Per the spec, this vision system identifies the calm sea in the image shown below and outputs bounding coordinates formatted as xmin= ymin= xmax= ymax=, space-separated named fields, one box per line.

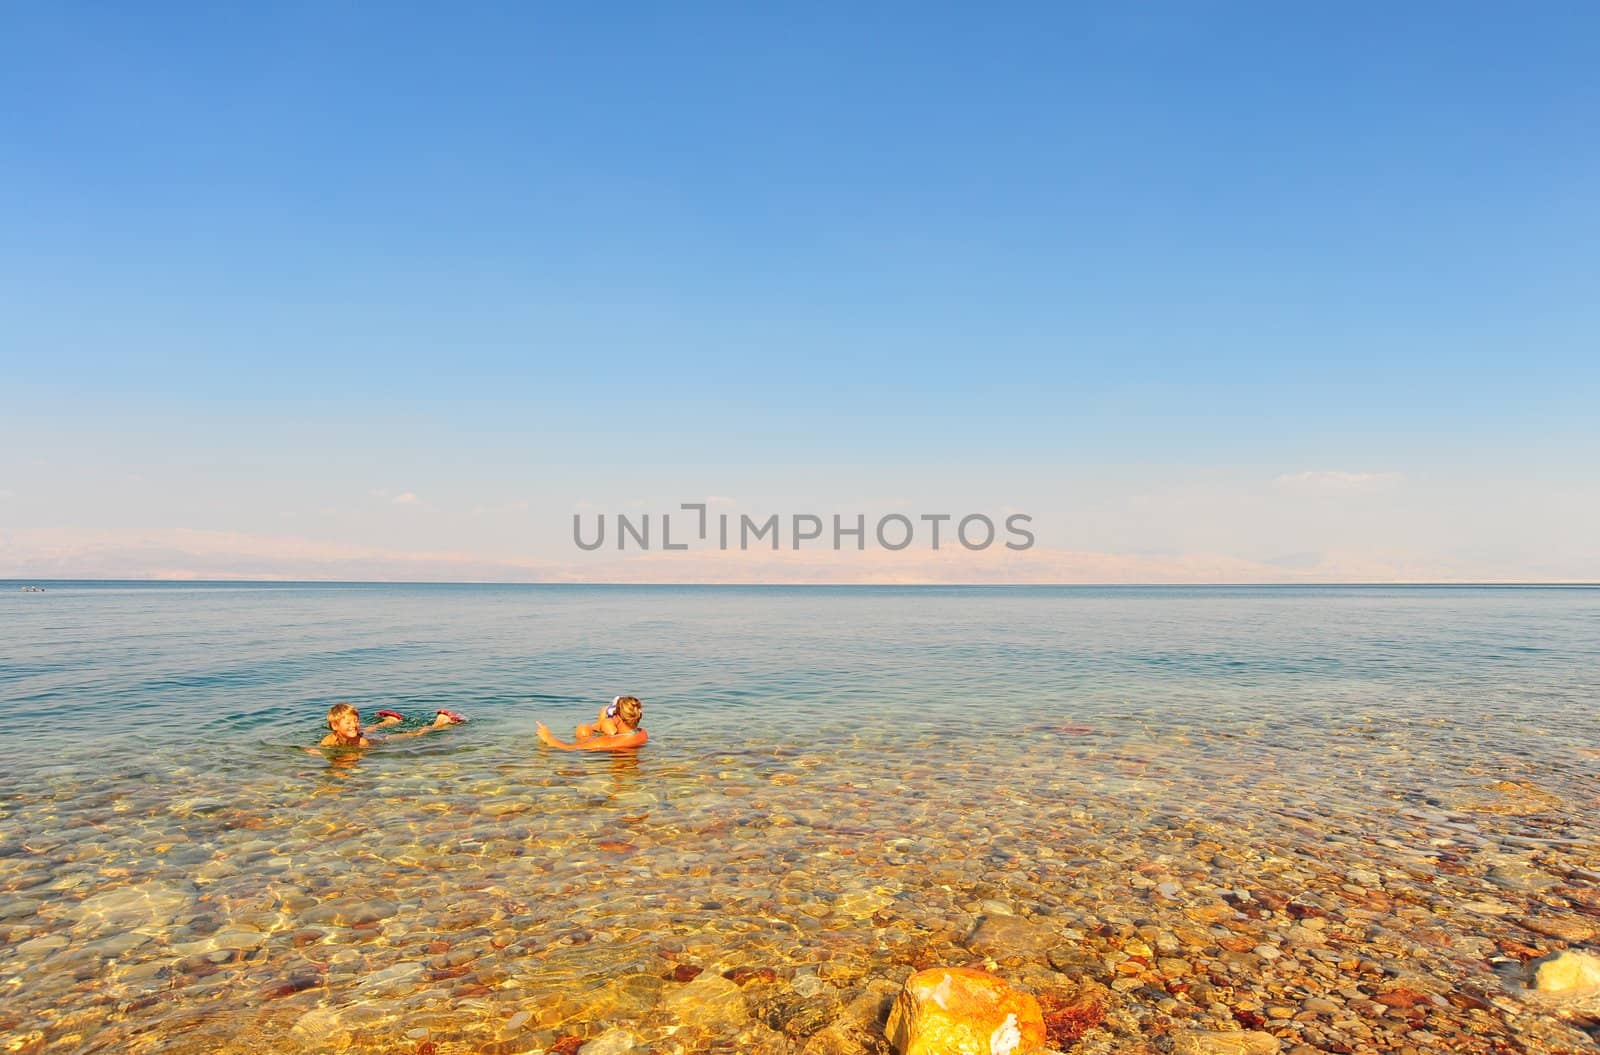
xmin=2 ymin=583 xmax=1597 ymax=1054
xmin=6 ymin=582 xmax=1597 ymax=767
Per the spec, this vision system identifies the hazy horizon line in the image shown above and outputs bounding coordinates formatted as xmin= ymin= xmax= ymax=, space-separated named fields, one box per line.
xmin=6 ymin=577 xmax=1598 ymax=589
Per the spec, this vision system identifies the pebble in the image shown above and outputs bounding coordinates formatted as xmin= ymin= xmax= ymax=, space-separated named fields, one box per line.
xmin=212 ymin=929 xmax=265 ymax=951
xmin=965 ymin=914 xmax=1056 ymax=963
xmin=580 ymin=1028 xmax=642 ymax=1055
xmin=1520 ymin=916 xmax=1596 ymax=943
xmin=17 ymin=934 xmax=69 ymax=957
xmin=1486 ymin=861 xmax=1561 ymax=892
xmin=357 ymin=961 xmax=424 ymax=995
xmin=1169 ymin=1027 xmax=1282 ymax=1054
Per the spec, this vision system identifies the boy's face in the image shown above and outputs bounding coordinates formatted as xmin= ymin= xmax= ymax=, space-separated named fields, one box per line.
xmin=329 ymin=712 xmax=361 ymax=740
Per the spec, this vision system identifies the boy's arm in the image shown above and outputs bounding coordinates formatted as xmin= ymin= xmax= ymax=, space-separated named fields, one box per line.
xmin=537 ymin=722 xmax=646 ymax=751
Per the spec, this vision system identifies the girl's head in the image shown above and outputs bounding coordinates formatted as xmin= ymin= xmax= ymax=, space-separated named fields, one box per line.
xmin=614 ymin=695 xmax=643 ymax=730
xmin=326 ymin=702 xmax=361 ymax=741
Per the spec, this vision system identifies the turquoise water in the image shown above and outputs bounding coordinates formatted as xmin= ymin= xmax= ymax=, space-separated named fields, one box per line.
xmin=2 ymin=583 xmax=1598 ymax=1053
xmin=6 ymin=583 xmax=1596 ymax=766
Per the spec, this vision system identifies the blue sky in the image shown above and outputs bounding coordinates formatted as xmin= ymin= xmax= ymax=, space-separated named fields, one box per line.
xmin=2 ymin=4 xmax=1597 ymax=580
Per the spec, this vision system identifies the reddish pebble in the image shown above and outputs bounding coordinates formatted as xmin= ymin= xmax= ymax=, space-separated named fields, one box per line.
xmin=1495 ymin=937 xmax=1544 ymax=961
xmin=1233 ymin=1008 xmax=1267 ymax=1030
xmin=723 ymin=967 xmax=778 ymax=986
xmin=1037 ymin=991 xmax=1105 ymax=1049
xmin=1374 ymin=988 xmax=1429 ymax=1010
xmin=664 ymin=964 xmax=703 ymax=982
xmin=262 ymin=973 xmax=320 ymax=999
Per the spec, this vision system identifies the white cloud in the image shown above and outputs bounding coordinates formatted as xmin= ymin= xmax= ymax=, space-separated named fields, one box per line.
xmin=392 ymin=492 xmax=420 ymax=505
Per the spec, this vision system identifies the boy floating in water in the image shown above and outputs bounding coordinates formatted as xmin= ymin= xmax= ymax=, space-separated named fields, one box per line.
xmin=537 ymin=695 xmax=647 ymax=751
xmin=318 ymin=702 xmax=467 ymax=749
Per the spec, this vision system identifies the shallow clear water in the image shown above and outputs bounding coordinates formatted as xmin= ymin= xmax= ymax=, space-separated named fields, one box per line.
xmin=2 ymin=583 xmax=1598 ymax=1053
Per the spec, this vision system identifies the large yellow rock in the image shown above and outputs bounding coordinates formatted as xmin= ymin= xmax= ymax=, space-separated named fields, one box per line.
xmin=1533 ymin=950 xmax=1600 ymax=993
xmin=886 ymin=967 xmax=1046 ymax=1055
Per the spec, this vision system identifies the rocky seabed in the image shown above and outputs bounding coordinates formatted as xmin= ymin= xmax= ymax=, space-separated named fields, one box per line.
xmin=2 ymin=726 xmax=1599 ymax=1054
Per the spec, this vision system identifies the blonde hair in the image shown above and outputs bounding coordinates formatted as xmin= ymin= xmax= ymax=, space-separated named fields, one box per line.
xmin=326 ymin=702 xmax=360 ymax=728
xmin=614 ymin=696 xmax=643 ymax=729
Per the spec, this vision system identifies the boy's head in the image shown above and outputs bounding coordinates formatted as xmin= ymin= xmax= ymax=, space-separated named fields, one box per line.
xmin=326 ymin=702 xmax=361 ymax=738
xmin=614 ymin=695 xmax=643 ymax=730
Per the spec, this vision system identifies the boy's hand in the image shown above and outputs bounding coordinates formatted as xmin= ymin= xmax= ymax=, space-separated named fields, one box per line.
xmin=535 ymin=722 xmax=557 ymax=746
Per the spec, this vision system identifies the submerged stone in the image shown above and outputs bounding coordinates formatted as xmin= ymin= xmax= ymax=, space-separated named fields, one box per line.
xmin=1520 ymin=916 xmax=1597 ymax=943
xmin=964 ymin=915 xmax=1056 ymax=964
xmin=662 ymin=971 xmax=749 ymax=1028
xmin=886 ymin=967 xmax=1045 ymax=1055
xmin=1168 ymin=1029 xmax=1281 ymax=1054
xmin=60 ymin=880 xmax=194 ymax=931
xmin=579 ymin=1027 xmax=641 ymax=1055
